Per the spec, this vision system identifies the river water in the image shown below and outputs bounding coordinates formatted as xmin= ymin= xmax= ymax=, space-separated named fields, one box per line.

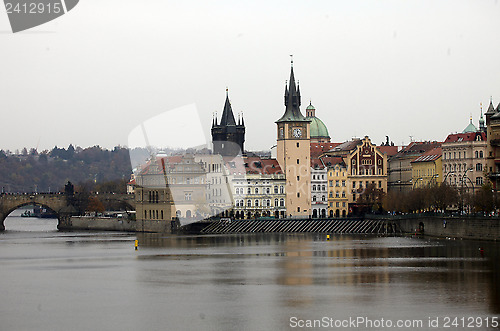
xmin=1 ymin=210 xmax=499 ymax=330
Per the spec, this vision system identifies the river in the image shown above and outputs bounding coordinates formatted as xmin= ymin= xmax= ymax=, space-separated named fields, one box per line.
xmin=1 ymin=210 xmax=499 ymax=330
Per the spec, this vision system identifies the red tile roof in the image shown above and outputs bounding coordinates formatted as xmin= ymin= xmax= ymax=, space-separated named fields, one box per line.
xmin=411 ymin=147 xmax=442 ymax=163
xmin=444 ymin=132 xmax=486 ymax=143
xmin=310 ymin=142 xmax=341 ymax=158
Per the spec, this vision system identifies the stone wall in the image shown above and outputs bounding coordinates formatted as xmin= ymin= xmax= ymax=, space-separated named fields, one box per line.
xmin=65 ymin=216 xmax=136 ymax=232
xmin=394 ymin=215 xmax=500 ymax=241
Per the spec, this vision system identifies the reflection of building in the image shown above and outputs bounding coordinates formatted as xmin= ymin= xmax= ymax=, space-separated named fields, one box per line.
xmin=388 ymin=141 xmax=442 ymax=192
xmin=211 ymin=89 xmax=245 ymax=156
xmin=410 ymin=147 xmax=442 ymax=188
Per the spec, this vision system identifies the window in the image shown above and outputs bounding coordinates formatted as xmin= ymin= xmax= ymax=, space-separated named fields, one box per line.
xmin=476 ymin=177 xmax=483 ymax=185
xmin=335 ymin=191 xmax=339 ymax=198
xmin=274 ymin=198 xmax=278 ymax=206
xmin=342 ymin=202 xmax=346 ymax=207
xmin=280 ymin=198 xmax=284 ymax=207
xmin=297 ymin=159 xmax=300 ymax=164
xmin=329 ymin=180 xmax=333 ymax=187
xmin=297 ymin=192 xmax=300 ymax=198
xmin=476 ymin=163 xmax=483 ymax=171
xmin=313 ymin=185 xmax=316 ymax=191
xmin=336 ymin=202 xmax=340 ymax=207
xmin=353 ymin=181 xmax=356 ymax=188
xmin=274 ymin=186 xmax=278 ymax=194
xmin=297 ymin=176 xmax=300 ymax=181
xmin=266 ymin=187 xmax=270 ymax=194
xmin=247 ymin=200 xmax=252 ymax=207
xmin=185 ymin=193 xmax=192 ymax=201
xmin=297 ymin=207 xmax=300 ymax=212
xmin=296 ymin=142 xmax=299 ymax=148
xmin=480 ymin=151 xmax=484 ymax=158
xmin=335 ymin=180 xmax=340 ymax=187
xmin=475 ymin=151 xmax=479 ymax=158
xmin=342 ymin=180 xmax=346 ymax=187
xmin=322 ymin=185 xmax=326 ymax=191
xmin=341 ymin=191 xmax=345 ymax=198
xmin=313 ymin=196 xmax=316 ymax=202
xmin=255 ymin=200 xmax=259 ymax=207
xmin=329 ymin=191 xmax=333 ymax=198
xmin=378 ymin=181 xmax=382 ymax=188
xmin=322 ymin=195 xmax=326 ymax=202
xmin=255 ymin=188 xmax=259 ymax=194
xmin=280 ymin=186 xmax=284 ymax=194
xmin=266 ymin=199 xmax=271 ymax=207
xmin=247 ymin=187 xmax=251 ymax=194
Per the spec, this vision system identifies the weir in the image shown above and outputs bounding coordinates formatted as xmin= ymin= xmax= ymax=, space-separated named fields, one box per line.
xmin=199 ymin=218 xmax=402 ymax=235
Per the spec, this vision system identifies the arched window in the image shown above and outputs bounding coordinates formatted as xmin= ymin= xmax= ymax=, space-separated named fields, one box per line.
xmin=475 ymin=151 xmax=479 ymax=158
xmin=274 ymin=186 xmax=278 ymax=194
xmin=480 ymin=151 xmax=484 ymax=158
xmin=313 ymin=196 xmax=317 ymax=202
xmin=321 ymin=195 xmax=326 ymax=202
xmin=312 ymin=185 xmax=316 ymax=191
xmin=280 ymin=198 xmax=284 ymax=207
xmin=255 ymin=200 xmax=259 ymax=207
xmin=274 ymin=198 xmax=278 ymax=206
xmin=255 ymin=188 xmax=259 ymax=194
xmin=247 ymin=187 xmax=251 ymax=194
xmin=247 ymin=200 xmax=252 ymax=207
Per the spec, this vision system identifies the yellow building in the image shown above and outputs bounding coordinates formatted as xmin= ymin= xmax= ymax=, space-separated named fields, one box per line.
xmin=410 ymin=147 xmax=443 ymax=189
xmin=325 ymin=158 xmax=349 ymax=217
xmin=322 ymin=136 xmax=388 ymax=214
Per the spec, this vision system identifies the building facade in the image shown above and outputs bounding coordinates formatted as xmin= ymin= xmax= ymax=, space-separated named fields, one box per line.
xmin=410 ymin=147 xmax=443 ymax=189
xmin=276 ymin=62 xmax=312 ymax=218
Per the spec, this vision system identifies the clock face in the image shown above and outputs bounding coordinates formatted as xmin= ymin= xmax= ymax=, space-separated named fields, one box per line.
xmin=293 ymin=128 xmax=302 ymax=138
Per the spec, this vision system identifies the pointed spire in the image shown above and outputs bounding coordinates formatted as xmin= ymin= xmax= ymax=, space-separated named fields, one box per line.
xmin=220 ymin=89 xmax=236 ymax=126
xmin=241 ymin=111 xmax=245 ymax=126
xmin=277 ymin=58 xmax=308 ymax=123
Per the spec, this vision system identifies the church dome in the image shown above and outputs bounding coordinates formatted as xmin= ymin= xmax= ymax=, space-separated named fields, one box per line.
xmin=308 ymin=116 xmax=330 ymax=138
xmin=306 ymin=103 xmax=315 ymax=111
xmin=462 ymin=119 xmax=477 ymax=133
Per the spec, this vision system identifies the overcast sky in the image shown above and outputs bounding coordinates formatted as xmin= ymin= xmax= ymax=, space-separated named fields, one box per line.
xmin=1 ymin=0 xmax=500 ymax=152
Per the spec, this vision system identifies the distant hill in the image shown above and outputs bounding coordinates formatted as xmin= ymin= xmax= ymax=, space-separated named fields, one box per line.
xmin=0 ymin=145 xmax=132 ymax=193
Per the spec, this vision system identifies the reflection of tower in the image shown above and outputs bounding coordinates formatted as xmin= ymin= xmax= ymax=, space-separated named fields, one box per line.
xmin=276 ymin=60 xmax=311 ymax=217
xmin=211 ymin=89 xmax=245 ymax=156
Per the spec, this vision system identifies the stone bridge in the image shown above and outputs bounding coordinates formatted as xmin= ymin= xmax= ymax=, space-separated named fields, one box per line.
xmin=0 ymin=193 xmax=136 ymax=231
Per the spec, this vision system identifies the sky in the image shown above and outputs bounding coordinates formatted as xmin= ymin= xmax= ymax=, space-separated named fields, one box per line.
xmin=1 ymin=0 xmax=500 ymax=152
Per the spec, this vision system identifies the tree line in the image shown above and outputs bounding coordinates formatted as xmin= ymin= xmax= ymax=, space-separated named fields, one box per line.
xmin=0 ymin=145 xmax=132 ymax=193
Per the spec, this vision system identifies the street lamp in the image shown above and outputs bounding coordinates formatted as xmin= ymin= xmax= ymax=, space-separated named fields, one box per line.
xmin=412 ymin=178 xmax=423 ymax=189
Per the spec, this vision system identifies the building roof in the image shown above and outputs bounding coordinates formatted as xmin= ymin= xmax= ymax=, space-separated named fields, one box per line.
xmin=378 ymin=145 xmax=399 ymax=157
xmin=310 ymin=142 xmax=341 ymax=158
xmin=444 ymin=131 xmax=486 ymax=143
xmin=219 ymin=91 xmax=237 ymax=126
xmin=411 ymin=147 xmax=442 ymax=163
xmin=330 ymin=139 xmax=363 ymax=152
xmin=393 ymin=141 xmax=442 ymax=158
xmin=485 ymin=99 xmax=496 ymax=116
xmin=308 ymin=116 xmax=330 ymax=139
xmin=225 ymin=156 xmax=283 ymax=175
xmin=276 ymin=65 xmax=310 ymax=123
xmin=462 ymin=118 xmax=478 ymax=133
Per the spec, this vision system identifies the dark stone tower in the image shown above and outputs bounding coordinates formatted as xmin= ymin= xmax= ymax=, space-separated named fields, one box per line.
xmin=211 ymin=89 xmax=245 ymax=156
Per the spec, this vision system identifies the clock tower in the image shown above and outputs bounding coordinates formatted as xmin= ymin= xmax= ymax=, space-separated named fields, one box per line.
xmin=276 ymin=60 xmax=311 ymax=218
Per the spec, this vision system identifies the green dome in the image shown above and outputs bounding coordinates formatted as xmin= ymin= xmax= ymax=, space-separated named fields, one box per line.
xmin=306 ymin=103 xmax=315 ymax=110
xmin=308 ymin=116 xmax=330 ymax=138
xmin=462 ymin=120 xmax=477 ymax=133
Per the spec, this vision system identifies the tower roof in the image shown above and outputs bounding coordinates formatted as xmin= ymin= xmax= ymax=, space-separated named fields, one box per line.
xmin=276 ymin=62 xmax=309 ymax=123
xmin=220 ymin=90 xmax=236 ymax=126
xmin=462 ymin=117 xmax=477 ymax=133
xmin=485 ymin=99 xmax=496 ymax=115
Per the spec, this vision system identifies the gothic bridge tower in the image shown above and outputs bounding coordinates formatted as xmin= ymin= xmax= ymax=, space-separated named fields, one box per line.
xmin=211 ymin=89 xmax=246 ymax=156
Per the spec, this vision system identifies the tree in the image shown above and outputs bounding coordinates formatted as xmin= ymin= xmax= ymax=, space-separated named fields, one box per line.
xmin=87 ymin=196 xmax=105 ymax=215
xmin=474 ymin=184 xmax=495 ymax=214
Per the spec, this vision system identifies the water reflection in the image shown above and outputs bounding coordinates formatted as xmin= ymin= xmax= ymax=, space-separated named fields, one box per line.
xmin=2 ymin=216 xmax=499 ymax=330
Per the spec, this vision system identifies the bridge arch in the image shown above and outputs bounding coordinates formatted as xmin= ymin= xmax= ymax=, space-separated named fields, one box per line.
xmin=0 ymin=194 xmax=70 ymax=231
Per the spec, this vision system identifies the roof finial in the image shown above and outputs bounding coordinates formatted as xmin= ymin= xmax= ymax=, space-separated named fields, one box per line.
xmin=290 ymin=54 xmax=293 ymax=67
xmin=226 ymin=86 xmax=228 ymax=96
